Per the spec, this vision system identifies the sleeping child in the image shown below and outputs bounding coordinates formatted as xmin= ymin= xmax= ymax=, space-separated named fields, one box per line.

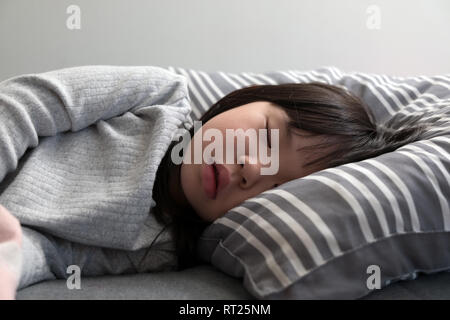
xmin=0 ymin=66 xmax=427 ymax=299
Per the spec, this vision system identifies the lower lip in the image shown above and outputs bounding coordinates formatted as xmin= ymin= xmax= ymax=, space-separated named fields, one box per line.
xmin=202 ymin=164 xmax=217 ymax=199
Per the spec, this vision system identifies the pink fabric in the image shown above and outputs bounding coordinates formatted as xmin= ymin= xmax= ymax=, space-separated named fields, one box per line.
xmin=0 ymin=205 xmax=22 ymax=300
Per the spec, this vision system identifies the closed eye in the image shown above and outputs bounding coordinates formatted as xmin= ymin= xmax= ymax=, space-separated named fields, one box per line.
xmin=266 ymin=118 xmax=272 ymax=149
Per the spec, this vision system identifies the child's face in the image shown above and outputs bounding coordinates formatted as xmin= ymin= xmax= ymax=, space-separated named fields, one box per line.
xmin=180 ymin=101 xmax=330 ymax=222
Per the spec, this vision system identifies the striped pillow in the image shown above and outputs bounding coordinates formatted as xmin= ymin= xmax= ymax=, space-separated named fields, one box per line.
xmin=166 ymin=66 xmax=450 ymax=299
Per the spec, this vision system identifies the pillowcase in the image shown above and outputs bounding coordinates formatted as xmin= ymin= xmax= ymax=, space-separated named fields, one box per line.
xmin=165 ymin=66 xmax=450 ymax=299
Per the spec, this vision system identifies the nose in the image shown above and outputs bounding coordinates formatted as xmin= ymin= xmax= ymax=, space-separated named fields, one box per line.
xmin=237 ymin=154 xmax=271 ymax=189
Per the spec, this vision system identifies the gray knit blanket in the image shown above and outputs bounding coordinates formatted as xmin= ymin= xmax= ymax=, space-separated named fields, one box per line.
xmin=0 ymin=66 xmax=192 ymax=251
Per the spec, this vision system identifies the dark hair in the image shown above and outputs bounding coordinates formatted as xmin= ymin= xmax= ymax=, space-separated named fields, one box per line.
xmin=152 ymin=82 xmax=429 ymax=269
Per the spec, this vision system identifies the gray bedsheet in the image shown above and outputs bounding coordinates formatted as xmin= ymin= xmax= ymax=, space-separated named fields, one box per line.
xmin=16 ymin=264 xmax=450 ymax=300
xmin=16 ymin=265 xmax=252 ymax=300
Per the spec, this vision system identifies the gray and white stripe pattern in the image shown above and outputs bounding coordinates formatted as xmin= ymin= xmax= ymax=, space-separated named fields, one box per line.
xmin=166 ymin=66 xmax=450 ymax=299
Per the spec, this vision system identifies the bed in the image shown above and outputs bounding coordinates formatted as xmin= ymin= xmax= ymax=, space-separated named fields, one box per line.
xmin=14 ymin=65 xmax=450 ymax=299
xmin=15 ymin=264 xmax=450 ymax=300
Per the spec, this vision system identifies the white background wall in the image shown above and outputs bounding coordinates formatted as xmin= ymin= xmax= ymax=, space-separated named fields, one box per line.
xmin=0 ymin=0 xmax=449 ymax=81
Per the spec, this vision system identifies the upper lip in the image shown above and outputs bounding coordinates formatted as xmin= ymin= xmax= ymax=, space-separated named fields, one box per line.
xmin=213 ymin=163 xmax=230 ymax=196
